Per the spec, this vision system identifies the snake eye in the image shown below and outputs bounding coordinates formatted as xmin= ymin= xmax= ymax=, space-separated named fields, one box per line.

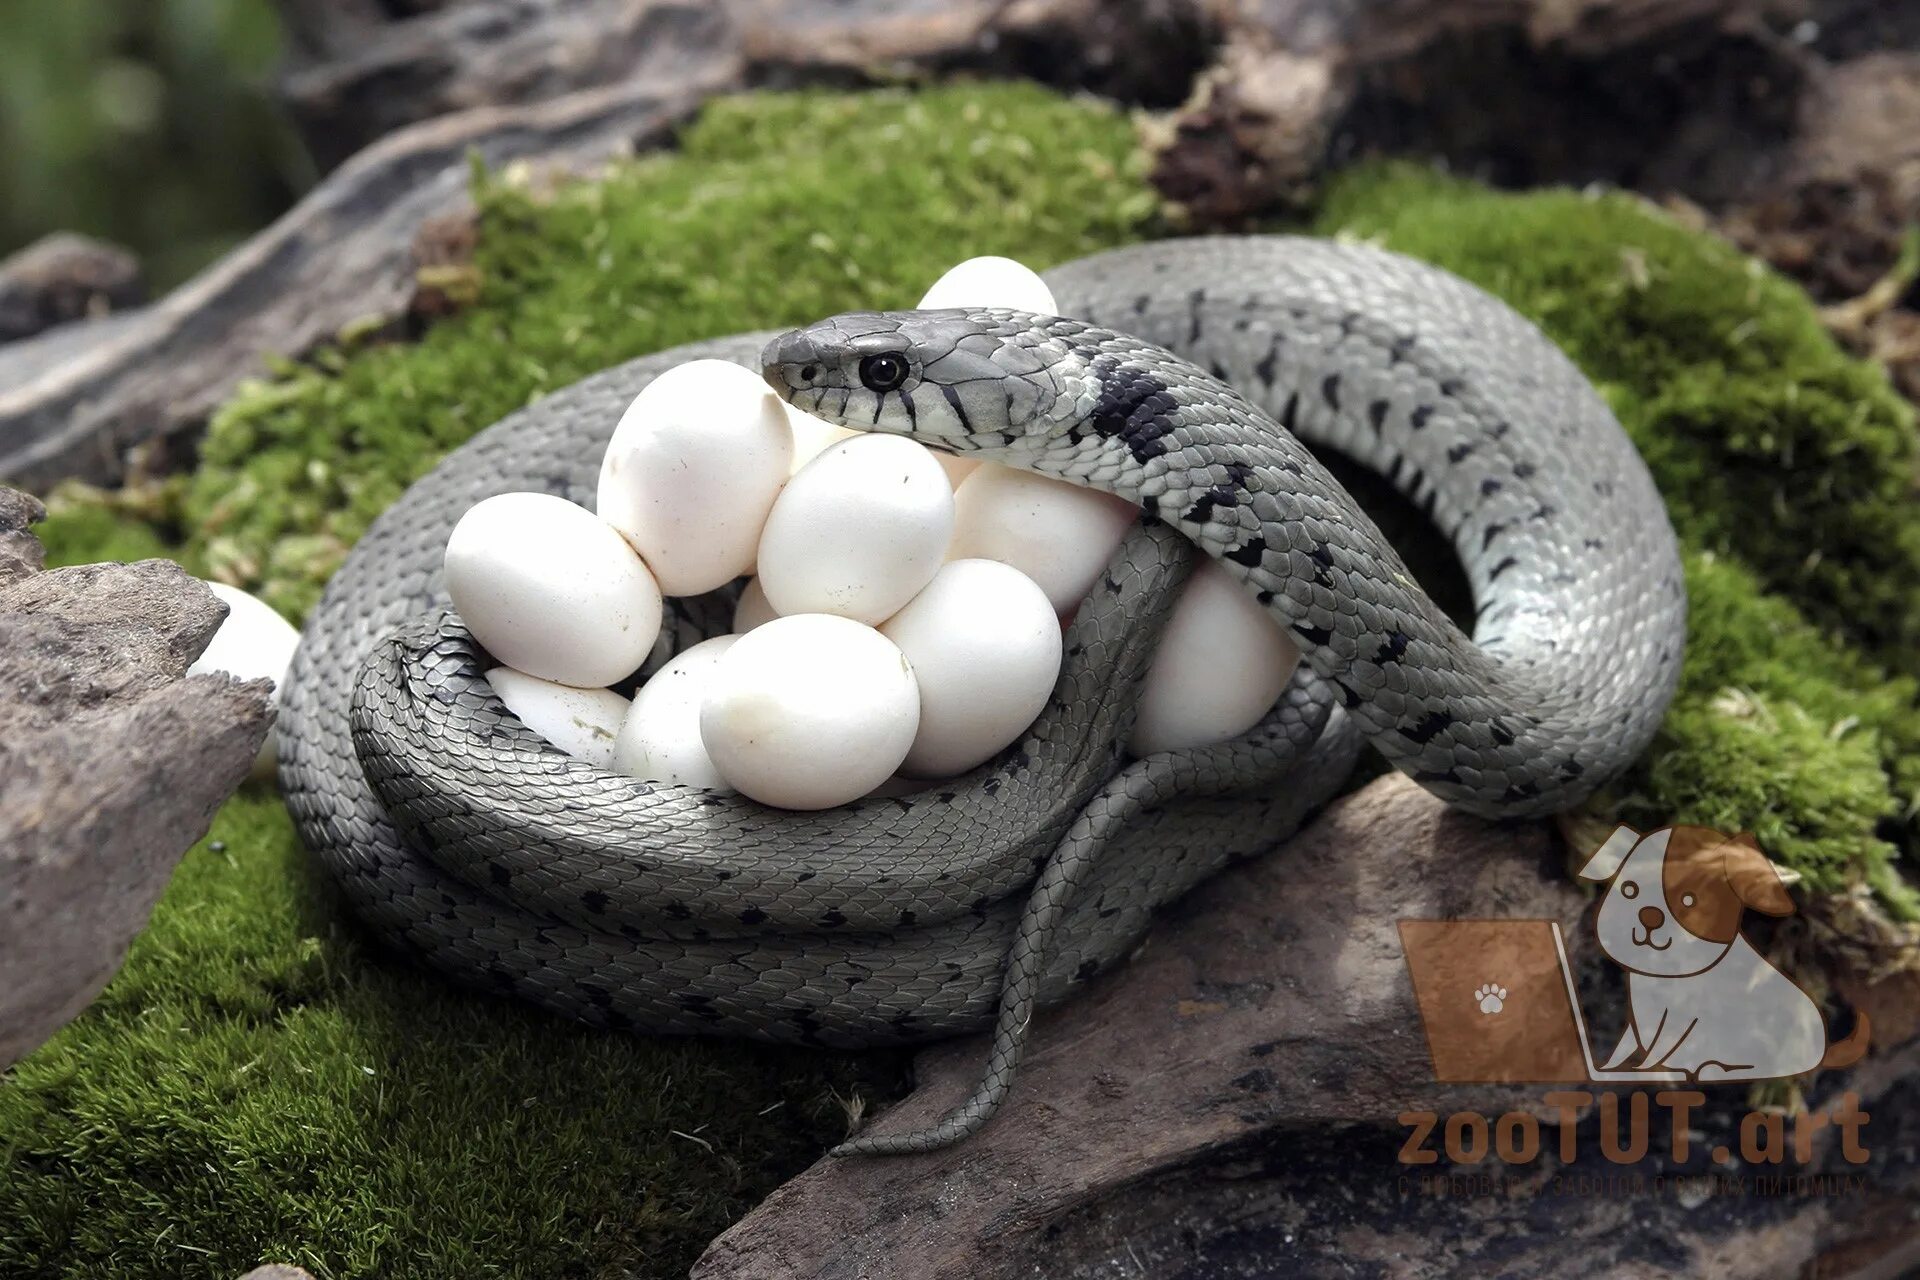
xmin=858 ymin=353 xmax=909 ymax=393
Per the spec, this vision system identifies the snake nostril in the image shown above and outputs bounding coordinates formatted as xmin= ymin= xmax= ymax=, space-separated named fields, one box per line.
xmin=1638 ymin=905 xmax=1664 ymax=931
xmin=800 ymin=364 xmax=818 ymax=383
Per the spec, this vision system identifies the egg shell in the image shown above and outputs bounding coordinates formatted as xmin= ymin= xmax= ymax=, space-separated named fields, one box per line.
xmin=947 ymin=464 xmax=1140 ymax=614
xmin=1130 ymin=557 xmax=1301 ymax=757
xmin=786 ymin=404 xmax=860 ymax=476
xmin=611 ymin=635 xmax=737 ymax=789
xmin=880 ymin=559 xmax=1063 ymax=779
xmin=485 ymin=667 xmax=631 ymax=768
xmin=732 ymin=577 xmax=778 ymax=633
xmin=918 ymin=256 xmax=1058 ymax=315
xmin=700 ymin=614 xmax=919 ymax=810
xmin=597 ymin=358 xmax=794 ymax=596
xmin=444 ymin=491 xmax=663 ymax=688
xmin=756 ymin=434 xmax=955 ymax=625
xmin=188 ymin=581 xmax=301 ymax=780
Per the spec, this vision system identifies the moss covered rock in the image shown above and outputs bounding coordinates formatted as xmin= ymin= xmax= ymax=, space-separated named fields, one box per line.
xmin=10 ymin=84 xmax=1920 ymax=1278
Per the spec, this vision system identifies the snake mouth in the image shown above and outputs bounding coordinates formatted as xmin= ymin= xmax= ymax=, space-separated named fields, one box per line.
xmin=1631 ymin=927 xmax=1672 ymax=951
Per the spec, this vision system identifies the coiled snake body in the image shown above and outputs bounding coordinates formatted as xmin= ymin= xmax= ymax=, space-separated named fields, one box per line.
xmin=283 ymin=237 xmax=1685 ymax=1155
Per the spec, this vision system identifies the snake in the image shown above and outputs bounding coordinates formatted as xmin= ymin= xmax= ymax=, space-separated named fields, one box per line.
xmin=281 ymin=236 xmax=1686 ymax=1158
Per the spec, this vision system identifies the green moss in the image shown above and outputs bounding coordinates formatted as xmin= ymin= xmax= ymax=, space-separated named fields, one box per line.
xmin=13 ymin=91 xmax=1920 ymax=1276
xmin=0 ymin=793 xmax=887 ymax=1278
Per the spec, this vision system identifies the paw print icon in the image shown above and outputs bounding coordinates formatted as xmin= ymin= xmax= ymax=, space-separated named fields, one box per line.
xmin=1475 ymin=983 xmax=1508 ymax=1015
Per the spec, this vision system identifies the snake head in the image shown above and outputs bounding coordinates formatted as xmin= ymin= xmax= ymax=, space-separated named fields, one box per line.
xmin=761 ymin=309 xmax=1084 ymax=462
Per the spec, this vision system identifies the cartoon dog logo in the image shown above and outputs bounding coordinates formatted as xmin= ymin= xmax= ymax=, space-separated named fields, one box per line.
xmin=1578 ymin=824 xmax=1870 ymax=1080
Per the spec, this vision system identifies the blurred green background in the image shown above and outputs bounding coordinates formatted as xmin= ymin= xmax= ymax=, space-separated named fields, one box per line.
xmin=0 ymin=0 xmax=310 ymax=289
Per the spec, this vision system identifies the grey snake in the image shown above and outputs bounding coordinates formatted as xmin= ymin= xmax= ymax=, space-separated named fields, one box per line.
xmin=281 ymin=237 xmax=1686 ymax=1157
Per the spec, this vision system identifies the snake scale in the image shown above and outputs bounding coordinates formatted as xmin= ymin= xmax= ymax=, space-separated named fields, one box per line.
xmin=282 ymin=237 xmax=1686 ymax=1156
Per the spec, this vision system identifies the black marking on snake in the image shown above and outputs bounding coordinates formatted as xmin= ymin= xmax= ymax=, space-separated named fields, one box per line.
xmin=898 ymin=909 xmax=918 ymax=928
xmin=1373 ymin=631 xmax=1411 ymax=664
xmin=1488 ymin=556 xmax=1520 ymax=581
xmin=1531 ymin=504 xmax=1556 ymax=521
xmin=1402 ymin=711 xmax=1455 ymax=745
xmin=1415 ymin=767 xmax=1465 ymax=786
xmin=1278 ymin=390 xmax=1301 ymax=432
xmin=1489 ymin=420 xmax=1511 ymax=439
xmin=1132 ymin=294 xmax=1151 ymax=315
xmin=1502 ymin=781 xmax=1541 ymax=804
xmin=1256 ymin=589 xmax=1275 ymax=605
xmin=1255 ymin=339 xmax=1281 ymax=386
xmin=1210 ymin=360 xmax=1230 ymax=381
xmin=739 ymin=906 xmax=768 ymax=926
xmin=940 ymin=383 xmax=973 ymax=434
xmin=664 ymin=899 xmax=692 ymax=920
xmin=581 ymin=890 xmax=608 ymax=915
xmin=1481 ymin=478 xmax=1504 ymax=497
xmin=1490 ymin=719 xmax=1517 ymax=746
xmin=1307 ymin=543 xmax=1335 ymax=585
xmin=1584 ymin=537 xmax=1606 ymax=551
xmin=1560 ymin=759 xmax=1586 ymax=779
xmin=1446 ymin=441 xmax=1476 ymax=464
xmin=1187 ymin=288 xmax=1206 ymax=344
xmin=1225 ymin=462 xmax=1254 ymax=487
xmin=1514 ymin=462 xmax=1537 ymax=480
xmin=580 ymin=982 xmax=614 ymax=1009
xmin=818 ymin=909 xmax=847 ymax=928
xmin=488 ymin=860 xmax=511 ymax=888
xmin=486 ymin=966 xmax=514 ymax=990
xmin=1225 ymin=536 xmax=1267 ymax=568
xmin=1074 ymin=960 xmax=1100 ymax=982
xmin=713 ymin=869 xmax=734 ymax=881
xmin=1291 ymin=622 xmax=1332 ymax=646
xmin=1368 ymin=399 xmax=1389 ymax=432
xmin=1321 ymin=374 xmax=1342 ymax=411
xmin=1410 ymin=405 xmax=1434 ymax=430
xmin=1385 ymin=455 xmax=1404 ymax=485
xmin=1440 ymin=378 xmax=1465 ymax=397
xmin=1088 ymin=355 xmax=1178 ymax=463
xmin=898 ymin=389 xmax=916 ymax=428
xmin=1482 ymin=522 xmax=1508 ymax=550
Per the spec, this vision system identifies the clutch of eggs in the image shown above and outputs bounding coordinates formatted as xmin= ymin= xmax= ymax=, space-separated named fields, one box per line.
xmin=442 ymin=255 xmax=1301 ymax=811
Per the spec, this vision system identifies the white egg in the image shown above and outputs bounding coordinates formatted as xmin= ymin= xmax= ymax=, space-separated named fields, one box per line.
xmin=947 ymin=464 xmax=1139 ymax=614
xmin=700 ymin=614 xmax=919 ymax=810
xmin=610 ymin=635 xmax=737 ymax=789
xmin=597 ymin=358 xmax=793 ymax=596
xmin=918 ymin=256 xmax=1058 ymax=315
xmin=485 ymin=667 xmax=631 ymax=768
xmin=1130 ymin=558 xmax=1301 ymax=756
xmin=785 ymin=404 xmax=860 ymax=476
xmin=732 ymin=577 xmax=778 ymax=633
xmin=444 ymin=491 xmax=662 ymax=688
xmin=756 ymin=434 xmax=955 ymax=625
xmin=880 ymin=559 xmax=1063 ymax=778
xmin=188 ymin=581 xmax=301 ymax=780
